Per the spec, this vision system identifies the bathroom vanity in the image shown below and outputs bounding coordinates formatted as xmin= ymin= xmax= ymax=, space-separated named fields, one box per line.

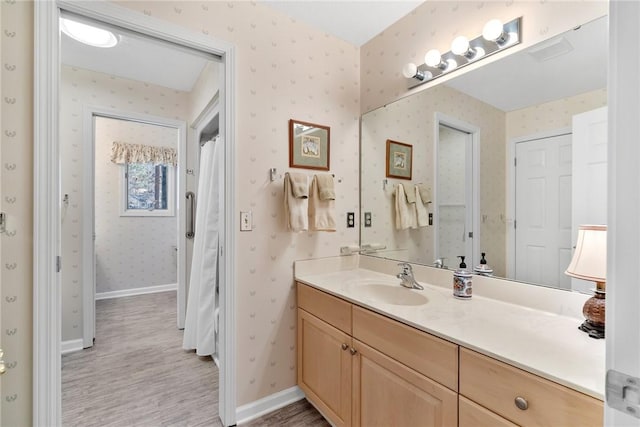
xmin=295 ymin=255 xmax=604 ymax=427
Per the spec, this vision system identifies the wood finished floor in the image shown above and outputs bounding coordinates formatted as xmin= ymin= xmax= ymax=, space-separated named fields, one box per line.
xmin=62 ymin=292 xmax=221 ymax=427
xmin=62 ymin=291 xmax=328 ymax=427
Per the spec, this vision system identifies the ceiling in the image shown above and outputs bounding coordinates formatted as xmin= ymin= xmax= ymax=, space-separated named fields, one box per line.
xmin=261 ymin=1 xmax=423 ymax=46
xmin=60 ymin=15 xmax=214 ymax=92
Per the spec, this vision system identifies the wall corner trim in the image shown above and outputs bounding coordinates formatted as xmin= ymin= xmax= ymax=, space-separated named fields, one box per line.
xmin=60 ymin=339 xmax=84 ymax=355
xmin=235 ymin=386 xmax=305 ymax=424
xmin=95 ymin=283 xmax=178 ymax=300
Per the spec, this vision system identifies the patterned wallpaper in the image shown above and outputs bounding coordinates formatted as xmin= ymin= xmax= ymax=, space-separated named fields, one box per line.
xmin=360 ymin=0 xmax=608 ymax=113
xmin=60 ymin=65 xmax=190 ymax=341
xmin=361 ymin=84 xmax=506 ymax=275
xmin=117 ymin=1 xmax=361 ymax=406
xmin=94 ymin=117 xmax=178 ymax=294
xmin=0 ymin=0 xmax=610 ymax=424
xmin=0 ymin=1 xmax=32 ymax=424
xmin=506 ymin=88 xmax=607 ymax=140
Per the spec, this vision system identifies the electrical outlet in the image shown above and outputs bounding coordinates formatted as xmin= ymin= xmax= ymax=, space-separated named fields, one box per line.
xmin=240 ymin=211 xmax=252 ymax=231
xmin=364 ymin=212 xmax=372 ymax=227
xmin=346 ymin=212 xmax=355 ymax=228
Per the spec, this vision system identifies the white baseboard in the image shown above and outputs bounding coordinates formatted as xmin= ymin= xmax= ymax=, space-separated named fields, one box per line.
xmin=235 ymin=386 xmax=305 ymax=424
xmin=61 ymin=339 xmax=84 ymax=355
xmin=95 ymin=283 xmax=177 ymax=300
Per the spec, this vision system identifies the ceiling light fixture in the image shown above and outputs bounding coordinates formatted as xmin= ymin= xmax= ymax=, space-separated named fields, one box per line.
xmin=60 ymin=17 xmax=119 ymax=48
xmin=401 ymin=17 xmax=521 ymax=89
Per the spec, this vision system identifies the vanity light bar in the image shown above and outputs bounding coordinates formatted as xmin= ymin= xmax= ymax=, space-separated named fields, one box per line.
xmin=403 ymin=17 xmax=522 ymax=89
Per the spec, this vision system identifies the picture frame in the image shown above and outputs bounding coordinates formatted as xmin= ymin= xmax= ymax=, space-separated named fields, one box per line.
xmin=289 ymin=119 xmax=330 ymax=170
xmin=386 ymin=139 xmax=412 ymax=180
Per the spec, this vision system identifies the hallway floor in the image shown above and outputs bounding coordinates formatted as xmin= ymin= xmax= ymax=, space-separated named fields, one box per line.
xmin=62 ymin=291 xmax=221 ymax=426
xmin=61 ymin=291 xmax=328 ymax=427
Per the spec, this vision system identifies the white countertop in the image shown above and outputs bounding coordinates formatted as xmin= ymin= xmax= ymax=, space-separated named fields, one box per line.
xmin=295 ymin=259 xmax=605 ymax=400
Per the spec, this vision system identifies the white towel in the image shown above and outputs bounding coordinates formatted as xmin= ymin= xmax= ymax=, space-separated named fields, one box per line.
xmin=415 ymin=185 xmax=429 ymax=227
xmin=416 ymin=183 xmax=431 ymax=204
xmin=284 ymin=172 xmax=308 ymax=232
xmin=309 ymin=175 xmax=336 ymax=231
xmin=395 ymin=184 xmax=416 ymax=230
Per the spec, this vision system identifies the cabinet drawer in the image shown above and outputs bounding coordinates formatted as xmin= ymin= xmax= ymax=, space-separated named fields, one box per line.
xmin=459 ymin=395 xmax=517 ymax=427
xmin=352 ymin=306 xmax=458 ymax=391
xmin=460 ymin=348 xmax=603 ymax=427
xmin=297 ymin=283 xmax=352 ymax=334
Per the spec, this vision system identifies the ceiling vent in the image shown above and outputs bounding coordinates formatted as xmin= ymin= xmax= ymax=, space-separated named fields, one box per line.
xmin=526 ymin=36 xmax=573 ymax=62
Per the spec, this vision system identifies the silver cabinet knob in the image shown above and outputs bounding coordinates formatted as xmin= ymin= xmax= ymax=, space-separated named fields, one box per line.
xmin=349 ymin=347 xmax=358 ymax=355
xmin=514 ymin=396 xmax=528 ymax=410
xmin=341 ymin=343 xmax=348 ymax=351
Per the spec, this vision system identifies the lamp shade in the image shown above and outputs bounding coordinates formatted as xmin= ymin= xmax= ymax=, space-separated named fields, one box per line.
xmin=565 ymin=225 xmax=607 ymax=282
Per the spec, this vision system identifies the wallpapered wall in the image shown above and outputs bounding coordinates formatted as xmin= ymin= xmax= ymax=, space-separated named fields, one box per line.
xmin=1 ymin=1 xmax=32 ymax=424
xmin=361 ymin=84 xmax=506 ymax=275
xmin=360 ymin=1 xmax=608 ymax=113
xmin=60 ymin=65 xmax=190 ymax=341
xmin=117 ymin=0 xmax=361 ymax=406
xmin=506 ymin=88 xmax=608 ymax=140
xmin=0 ymin=0 xmax=610 ymax=423
xmin=94 ymin=117 xmax=178 ymax=295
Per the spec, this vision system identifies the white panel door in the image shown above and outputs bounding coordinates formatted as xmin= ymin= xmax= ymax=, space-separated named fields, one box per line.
xmin=515 ymin=134 xmax=572 ymax=288
xmin=571 ymin=107 xmax=607 ymax=293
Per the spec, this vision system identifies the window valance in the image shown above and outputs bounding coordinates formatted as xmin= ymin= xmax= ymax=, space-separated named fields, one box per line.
xmin=110 ymin=141 xmax=177 ymax=166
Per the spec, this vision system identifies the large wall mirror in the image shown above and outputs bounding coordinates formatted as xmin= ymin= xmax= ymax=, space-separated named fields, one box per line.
xmin=360 ymin=15 xmax=607 ymax=293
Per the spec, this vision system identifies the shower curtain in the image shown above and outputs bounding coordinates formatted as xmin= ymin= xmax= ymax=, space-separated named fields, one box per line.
xmin=183 ymin=135 xmax=222 ymax=357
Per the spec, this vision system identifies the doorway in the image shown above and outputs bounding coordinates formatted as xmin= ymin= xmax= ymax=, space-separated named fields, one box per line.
xmin=34 ymin=2 xmax=237 ymax=425
xmin=433 ymin=113 xmax=480 ymax=269
xmin=513 ymin=132 xmax=573 ymax=288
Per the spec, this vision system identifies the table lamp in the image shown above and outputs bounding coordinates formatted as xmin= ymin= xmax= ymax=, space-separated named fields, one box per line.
xmin=565 ymin=224 xmax=607 ymax=339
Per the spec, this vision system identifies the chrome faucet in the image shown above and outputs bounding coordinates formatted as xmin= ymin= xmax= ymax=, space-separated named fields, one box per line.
xmin=433 ymin=257 xmax=447 ymax=269
xmin=396 ymin=263 xmax=424 ymax=290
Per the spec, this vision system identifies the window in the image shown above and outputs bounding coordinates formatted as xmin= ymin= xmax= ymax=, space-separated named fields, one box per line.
xmin=121 ymin=163 xmax=175 ymax=216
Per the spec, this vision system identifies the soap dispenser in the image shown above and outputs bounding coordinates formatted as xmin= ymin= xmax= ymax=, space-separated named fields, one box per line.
xmin=453 ymin=256 xmax=472 ymax=299
xmin=473 ymin=252 xmax=494 ymax=276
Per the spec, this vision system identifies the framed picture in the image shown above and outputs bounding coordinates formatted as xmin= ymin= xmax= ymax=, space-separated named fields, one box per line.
xmin=386 ymin=139 xmax=412 ymax=180
xmin=289 ymin=119 xmax=330 ymax=170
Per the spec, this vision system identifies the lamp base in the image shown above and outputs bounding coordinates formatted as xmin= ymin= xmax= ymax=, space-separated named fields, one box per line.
xmin=579 ymin=286 xmax=605 ymax=339
xmin=578 ymin=320 xmax=605 ymax=339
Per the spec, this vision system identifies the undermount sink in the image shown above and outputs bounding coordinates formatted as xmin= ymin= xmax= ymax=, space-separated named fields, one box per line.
xmin=345 ymin=280 xmax=429 ymax=306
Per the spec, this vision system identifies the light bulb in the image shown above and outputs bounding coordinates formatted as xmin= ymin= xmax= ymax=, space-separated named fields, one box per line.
xmin=451 ymin=36 xmax=470 ymax=56
xmin=402 ymin=63 xmax=418 ymax=78
xmin=61 ymin=17 xmax=118 ymax=48
xmin=424 ymin=49 xmax=443 ymax=68
xmin=483 ymin=19 xmax=505 ymax=42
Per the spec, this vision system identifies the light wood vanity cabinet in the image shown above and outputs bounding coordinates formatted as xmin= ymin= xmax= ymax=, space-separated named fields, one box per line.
xmin=352 ymin=339 xmax=458 ymax=427
xmin=297 ymin=283 xmax=457 ymax=427
xmin=297 ymin=282 xmax=604 ymax=427
xmin=459 ymin=348 xmax=604 ymax=427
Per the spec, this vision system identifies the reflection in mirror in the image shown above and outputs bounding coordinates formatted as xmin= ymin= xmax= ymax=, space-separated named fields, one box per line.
xmin=360 ymin=16 xmax=607 ymax=292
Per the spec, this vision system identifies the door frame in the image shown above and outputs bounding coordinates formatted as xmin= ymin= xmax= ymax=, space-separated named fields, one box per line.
xmin=181 ymin=95 xmax=221 ymax=329
xmin=433 ymin=112 xmax=480 ymax=268
xmin=506 ymin=127 xmax=571 ymax=279
xmin=34 ymin=1 xmax=237 ymax=425
xmin=82 ymin=106 xmax=187 ymax=348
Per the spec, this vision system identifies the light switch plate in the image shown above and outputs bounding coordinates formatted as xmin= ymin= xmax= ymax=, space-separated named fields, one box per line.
xmin=240 ymin=211 xmax=252 ymax=231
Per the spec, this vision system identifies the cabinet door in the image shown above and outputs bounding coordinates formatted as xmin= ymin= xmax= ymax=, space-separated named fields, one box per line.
xmin=459 ymin=396 xmax=517 ymax=427
xmin=352 ymin=339 xmax=457 ymax=427
xmin=298 ymin=309 xmax=352 ymax=427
